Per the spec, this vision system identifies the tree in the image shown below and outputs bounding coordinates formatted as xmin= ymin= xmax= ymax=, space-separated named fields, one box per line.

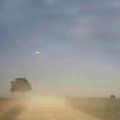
xmin=10 ymin=77 xmax=32 ymax=96
xmin=110 ymin=95 xmax=115 ymax=99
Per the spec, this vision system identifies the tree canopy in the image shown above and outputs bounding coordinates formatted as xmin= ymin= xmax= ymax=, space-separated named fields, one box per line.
xmin=110 ymin=95 xmax=115 ymax=99
xmin=10 ymin=77 xmax=32 ymax=96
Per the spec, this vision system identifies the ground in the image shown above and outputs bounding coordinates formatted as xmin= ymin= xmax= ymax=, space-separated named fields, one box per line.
xmin=0 ymin=97 xmax=100 ymax=120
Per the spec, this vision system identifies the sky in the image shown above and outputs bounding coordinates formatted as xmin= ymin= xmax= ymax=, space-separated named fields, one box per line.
xmin=0 ymin=0 xmax=120 ymax=98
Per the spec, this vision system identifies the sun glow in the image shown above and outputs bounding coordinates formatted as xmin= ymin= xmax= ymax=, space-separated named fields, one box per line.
xmin=26 ymin=93 xmax=67 ymax=108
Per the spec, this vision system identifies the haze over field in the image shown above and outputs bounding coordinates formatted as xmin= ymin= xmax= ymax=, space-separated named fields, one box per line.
xmin=0 ymin=0 xmax=120 ymax=98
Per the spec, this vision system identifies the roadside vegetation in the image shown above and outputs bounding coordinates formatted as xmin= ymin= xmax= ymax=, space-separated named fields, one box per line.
xmin=67 ymin=97 xmax=120 ymax=120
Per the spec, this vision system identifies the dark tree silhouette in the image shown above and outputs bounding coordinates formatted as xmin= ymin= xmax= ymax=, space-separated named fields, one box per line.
xmin=110 ymin=95 xmax=115 ymax=99
xmin=10 ymin=77 xmax=32 ymax=96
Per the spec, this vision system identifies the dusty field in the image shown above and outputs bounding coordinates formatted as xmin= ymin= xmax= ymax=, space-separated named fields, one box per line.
xmin=0 ymin=97 xmax=100 ymax=120
xmin=0 ymin=99 xmax=21 ymax=115
xmin=67 ymin=98 xmax=120 ymax=120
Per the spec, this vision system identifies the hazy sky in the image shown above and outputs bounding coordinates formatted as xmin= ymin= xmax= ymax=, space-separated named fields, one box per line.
xmin=1 ymin=0 xmax=120 ymax=97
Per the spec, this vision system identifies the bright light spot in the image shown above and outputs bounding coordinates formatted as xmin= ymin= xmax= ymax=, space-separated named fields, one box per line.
xmin=35 ymin=51 xmax=41 ymax=54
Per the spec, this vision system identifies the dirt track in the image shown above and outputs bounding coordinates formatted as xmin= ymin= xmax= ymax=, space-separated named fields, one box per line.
xmin=16 ymin=103 xmax=100 ymax=120
xmin=0 ymin=99 xmax=100 ymax=120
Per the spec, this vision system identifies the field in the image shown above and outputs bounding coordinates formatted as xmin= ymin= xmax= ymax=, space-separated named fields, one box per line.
xmin=0 ymin=98 xmax=25 ymax=120
xmin=0 ymin=96 xmax=99 ymax=120
xmin=1 ymin=97 xmax=120 ymax=120
xmin=67 ymin=97 xmax=120 ymax=120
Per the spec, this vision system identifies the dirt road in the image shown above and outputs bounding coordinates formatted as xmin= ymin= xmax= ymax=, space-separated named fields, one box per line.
xmin=0 ymin=99 xmax=100 ymax=120
xmin=16 ymin=104 xmax=99 ymax=120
